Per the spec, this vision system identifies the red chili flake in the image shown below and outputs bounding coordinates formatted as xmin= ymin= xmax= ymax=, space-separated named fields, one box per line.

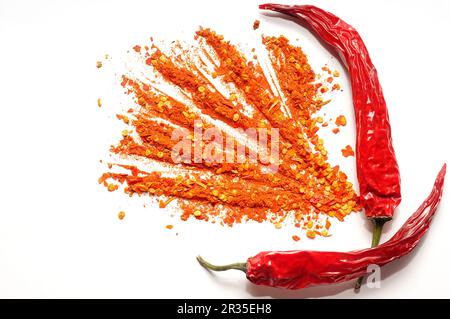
xmin=253 ymin=20 xmax=260 ymax=30
xmin=335 ymin=115 xmax=347 ymax=126
xmin=341 ymin=145 xmax=355 ymax=158
xmin=120 ymin=77 xmax=129 ymax=87
xmin=133 ymin=45 xmax=141 ymax=53
xmin=332 ymin=83 xmax=341 ymax=91
xmin=292 ymin=235 xmax=300 ymax=242
xmin=335 ymin=212 xmax=345 ymax=222
xmin=321 ymin=66 xmax=331 ymax=74
xmin=326 ymin=77 xmax=333 ymax=83
xmin=332 ymin=128 xmax=340 ymax=134
xmin=306 ymin=230 xmax=316 ymax=239
xmin=159 ymin=197 xmax=175 ymax=208
xmin=107 ymin=184 xmax=118 ymax=192
xmin=116 ymin=114 xmax=130 ymax=124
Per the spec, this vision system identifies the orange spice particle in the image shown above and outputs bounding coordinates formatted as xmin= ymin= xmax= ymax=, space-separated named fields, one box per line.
xmin=166 ymin=224 xmax=174 ymax=230
xmin=107 ymin=183 xmax=118 ymax=192
xmin=341 ymin=145 xmax=355 ymax=158
xmin=332 ymin=83 xmax=341 ymax=91
xmin=253 ymin=20 xmax=260 ymax=30
xmin=335 ymin=115 xmax=347 ymax=126
xmin=292 ymin=235 xmax=300 ymax=242
xmin=118 ymin=211 xmax=125 ymax=220
xmin=306 ymin=230 xmax=316 ymax=239
xmin=322 ymin=66 xmax=331 ymax=75
xmin=320 ymin=87 xmax=329 ymax=93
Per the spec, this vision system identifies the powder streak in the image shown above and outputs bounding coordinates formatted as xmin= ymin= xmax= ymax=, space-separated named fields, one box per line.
xmin=99 ymin=27 xmax=360 ymax=237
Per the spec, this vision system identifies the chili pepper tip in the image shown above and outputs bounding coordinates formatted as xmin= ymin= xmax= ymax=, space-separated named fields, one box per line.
xmin=259 ymin=4 xmax=272 ymax=10
xmin=354 ymin=277 xmax=363 ymax=291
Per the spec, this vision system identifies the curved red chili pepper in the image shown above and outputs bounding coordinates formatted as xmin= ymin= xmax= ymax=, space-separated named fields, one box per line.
xmin=198 ymin=164 xmax=446 ymax=289
xmin=259 ymin=3 xmax=403 ymax=289
xmin=259 ymin=3 xmax=401 ymax=220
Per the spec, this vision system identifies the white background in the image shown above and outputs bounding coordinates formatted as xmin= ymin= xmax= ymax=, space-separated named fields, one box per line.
xmin=0 ymin=0 xmax=449 ymax=298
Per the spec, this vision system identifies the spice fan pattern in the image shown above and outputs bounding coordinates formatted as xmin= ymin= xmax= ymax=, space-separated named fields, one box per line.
xmin=98 ymin=27 xmax=360 ymax=238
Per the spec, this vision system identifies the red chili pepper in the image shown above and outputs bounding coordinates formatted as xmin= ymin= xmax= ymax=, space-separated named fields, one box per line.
xmin=258 ymin=3 xmax=402 ymax=289
xmin=197 ymin=4 xmax=446 ymax=291
xmin=197 ymin=164 xmax=446 ymax=289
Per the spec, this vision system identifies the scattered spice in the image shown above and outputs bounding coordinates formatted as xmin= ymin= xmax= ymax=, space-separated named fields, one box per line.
xmin=332 ymin=83 xmax=341 ymax=91
xmin=292 ymin=235 xmax=300 ymax=242
xmin=341 ymin=145 xmax=355 ymax=158
xmin=96 ymin=61 xmax=102 ymax=69
xmin=99 ymin=27 xmax=360 ymax=238
xmin=332 ymin=128 xmax=340 ymax=134
xmin=107 ymin=183 xmax=118 ymax=192
xmin=159 ymin=197 xmax=175 ymax=208
xmin=166 ymin=224 xmax=174 ymax=230
xmin=253 ymin=19 xmax=260 ymax=30
xmin=321 ymin=66 xmax=331 ymax=74
xmin=97 ymin=98 xmax=102 ymax=108
xmin=118 ymin=211 xmax=125 ymax=220
xmin=335 ymin=115 xmax=347 ymax=126
xmin=306 ymin=230 xmax=316 ymax=239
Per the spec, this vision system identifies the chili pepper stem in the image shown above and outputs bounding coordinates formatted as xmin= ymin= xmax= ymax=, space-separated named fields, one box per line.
xmin=355 ymin=219 xmax=387 ymax=291
xmin=197 ymin=256 xmax=247 ymax=273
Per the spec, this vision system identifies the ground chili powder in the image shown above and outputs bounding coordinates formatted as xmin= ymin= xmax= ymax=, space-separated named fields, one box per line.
xmin=98 ymin=27 xmax=360 ymax=239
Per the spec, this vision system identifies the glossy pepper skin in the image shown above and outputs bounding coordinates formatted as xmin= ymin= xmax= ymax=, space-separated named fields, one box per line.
xmin=259 ymin=4 xmax=401 ymax=219
xmin=246 ymin=165 xmax=445 ymax=289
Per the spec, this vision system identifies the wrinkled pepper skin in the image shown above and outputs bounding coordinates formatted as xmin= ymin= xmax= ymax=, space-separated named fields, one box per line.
xmin=259 ymin=4 xmax=401 ymax=219
xmin=246 ymin=165 xmax=445 ymax=289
